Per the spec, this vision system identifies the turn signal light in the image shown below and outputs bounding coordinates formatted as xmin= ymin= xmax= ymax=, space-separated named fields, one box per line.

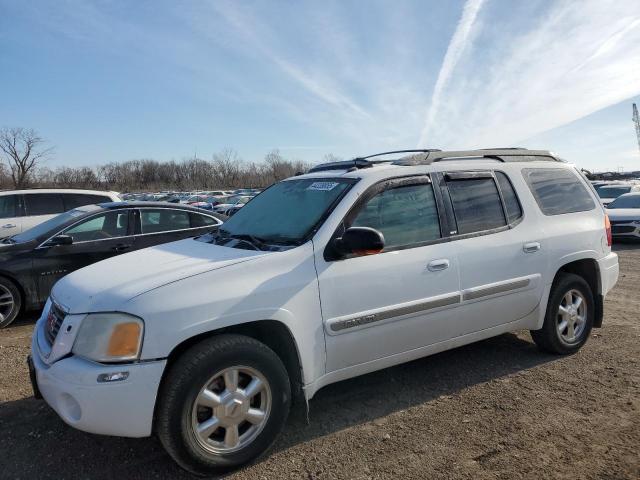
xmin=107 ymin=322 xmax=142 ymax=357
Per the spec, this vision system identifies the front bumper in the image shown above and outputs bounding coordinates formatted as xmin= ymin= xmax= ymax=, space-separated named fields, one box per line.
xmin=611 ymin=223 xmax=640 ymax=239
xmin=30 ymin=322 xmax=166 ymax=438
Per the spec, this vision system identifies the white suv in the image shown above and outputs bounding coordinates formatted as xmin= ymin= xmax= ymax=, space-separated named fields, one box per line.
xmin=29 ymin=149 xmax=619 ymax=474
xmin=0 ymin=188 xmax=120 ymax=238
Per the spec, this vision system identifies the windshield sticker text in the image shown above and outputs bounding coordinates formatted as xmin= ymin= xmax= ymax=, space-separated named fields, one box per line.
xmin=307 ymin=182 xmax=339 ymax=191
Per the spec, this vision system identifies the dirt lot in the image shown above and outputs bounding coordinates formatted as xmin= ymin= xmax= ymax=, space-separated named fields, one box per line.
xmin=1 ymin=245 xmax=638 ymax=479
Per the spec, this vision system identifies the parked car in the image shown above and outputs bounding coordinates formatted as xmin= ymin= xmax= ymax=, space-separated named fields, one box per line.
xmin=212 ymin=195 xmax=253 ymax=215
xmin=29 ymin=149 xmax=619 ymax=475
xmin=0 ymin=202 xmax=224 ymax=328
xmin=0 ymin=189 xmax=120 ymax=238
xmin=597 ymin=184 xmax=640 ymax=207
xmin=605 ymin=192 xmax=640 ymax=240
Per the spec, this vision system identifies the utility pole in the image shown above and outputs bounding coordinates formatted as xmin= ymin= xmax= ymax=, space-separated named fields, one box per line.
xmin=633 ymin=103 xmax=640 ymax=155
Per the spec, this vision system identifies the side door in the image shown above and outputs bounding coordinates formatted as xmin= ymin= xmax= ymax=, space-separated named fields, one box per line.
xmin=438 ymin=170 xmax=547 ymax=335
xmin=33 ymin=209 xmax=134 ymax=302
xmin=0 ymin=194 xmax=24 ymax=237
xmin=23 ymin=193 xmax=66 ymax=232
xmin=132 ymin=208 xmax=214 ymax=250
xmin=315 ymin=175 xmax=462 ymax=372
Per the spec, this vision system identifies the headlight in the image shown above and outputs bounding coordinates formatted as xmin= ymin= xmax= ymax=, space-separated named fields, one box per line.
xmin=72 ymin=313 xmax=144 ymax=363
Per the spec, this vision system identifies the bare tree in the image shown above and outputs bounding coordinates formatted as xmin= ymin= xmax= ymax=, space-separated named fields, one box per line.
xmin=0 ymin=127 xmax=53 ymax=188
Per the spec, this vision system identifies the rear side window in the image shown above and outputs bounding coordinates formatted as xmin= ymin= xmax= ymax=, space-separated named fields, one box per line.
xmin=523 ymin=168 xmax=595 ymax=215
xmin=446 ymin=177 xmax=506 ymax=234
xmin=190 ymin=213 xmax=219 ymax=228
xmin=351 ymin=182 xmax=440 ymax=249
xmin=495 ymin=172 xmax=523 ymax=223
xmin=140 ymin=209 xmax=191 ymax=234
xmin=24 ymin=193 xmax=65 ymax=216
xmin=0 ymin=195 xmax=18 ymax=219
xmin=62 ymin=193 xmax=113 ymax=210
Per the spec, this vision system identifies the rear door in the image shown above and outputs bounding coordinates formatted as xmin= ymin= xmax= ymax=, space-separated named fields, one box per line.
xmin=23 ymin=193 xmax=66 ymax=232
xmin=315 ymin=175 xmax=462 ymax=372
xmin=132 ymin=208 xmax=221 ymax=250
xmin=439 ymin=170 xmax=546 ymax=334
xmin=33 ymin=209 xmax=134 ymax=302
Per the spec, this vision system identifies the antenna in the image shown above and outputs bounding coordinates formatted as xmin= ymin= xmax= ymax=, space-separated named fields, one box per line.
xmin=633 ymin=103 xmax=640 ymax=155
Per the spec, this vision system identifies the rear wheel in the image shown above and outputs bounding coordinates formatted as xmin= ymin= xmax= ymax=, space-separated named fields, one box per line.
xmin=0 ymin=277 xmax=22 ymax=328
xmin=531 ymin=273 xmax=594 ymax=354
xmin=156 ymin=334 xmax=291 ymax=475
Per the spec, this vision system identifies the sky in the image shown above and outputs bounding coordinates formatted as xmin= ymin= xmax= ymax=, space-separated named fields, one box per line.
xmin=1 ymin=0 xmax=639 ymax=172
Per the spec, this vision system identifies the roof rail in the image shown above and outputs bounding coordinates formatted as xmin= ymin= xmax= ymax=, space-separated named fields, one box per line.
xmin=308 ymin=149 xmax=443 ymax=173
xmin=393 ymin=148 xmax=562 ymax=166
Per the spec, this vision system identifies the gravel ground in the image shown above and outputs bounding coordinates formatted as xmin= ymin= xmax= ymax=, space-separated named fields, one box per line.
xmin=1 ymin=245 xmax=638 ymax=479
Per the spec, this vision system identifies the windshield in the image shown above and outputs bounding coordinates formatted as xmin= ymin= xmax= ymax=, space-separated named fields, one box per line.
xmin=218 ymin=178 xmax=355 ymax=244
xmin=11 ymin=205 xmax=101 ymax=243
xmin=608 ymin=195 xmax=640 ymax=209
xmin=598 ymin=186 xmax=631 ymax=198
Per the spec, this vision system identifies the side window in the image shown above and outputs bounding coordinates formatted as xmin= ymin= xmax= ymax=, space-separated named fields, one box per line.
xmin=140 ymin=209 xmax=191 ymax=234
xmin=351 ymin=182 xmax=440 ymax=249
xmin=64 ymin=211 xmax=129 ymax=242
xmin=190 ymin=213 xmax=220 ymax=228
xmin=523 ymin=168 xmax=596 ymax=215
xmin=495 ymin=172 xmax=523 ymax=223
xmin=62 ymin=194 xmax=113 ymax=211
xmin=0 ymin=195 xmax=17 ymax=219
xmin=24 ymin=193 xmax=65 ymax=216
xmin=446 ymin=176 xmax=506 ymax=234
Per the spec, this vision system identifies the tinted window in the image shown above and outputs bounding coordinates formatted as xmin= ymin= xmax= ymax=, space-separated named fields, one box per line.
xmin=447 ymin=177 xmax=506 ymax=234
xmin=64 ymin=211 xmax=129 ymax=242
xmin=24 ymin=193 xmax=65 ymax=216
xmin=190 ymin=212 xmax=219 ymax=227
xmin=607 ymin=194 xmax=640 ymax=209
xmin=62 ymin=193 xmax=112 ymax=210
xmin=597 ymin=186 xmax=632 ymax=199
xmin=351 ymin=183 xmax=440 ymax=249
xmin=140 ymin=209 xmax=191 ymax=234
xmin=523 ymin=168 xmax=596 ymax=215
xmin=0 ymin=195 xmax=17 ymax=219
xmin=495 ymin=172 xmax=522 ymax=223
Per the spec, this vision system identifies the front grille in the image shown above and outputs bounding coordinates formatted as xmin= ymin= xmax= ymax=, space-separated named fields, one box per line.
xmin=610 ymin=220 xmax=632 ymax=226
xmin=612 ymin=225 xmax=637 ymax=234
xmin=45 ymin=302 xmax=66 ymax=345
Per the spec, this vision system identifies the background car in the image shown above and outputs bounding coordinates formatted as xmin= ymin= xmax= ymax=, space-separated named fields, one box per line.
xmin=0 ymin=189 xmax=120 ymax=238
xmin=605 ymin=192 xmax=640 ymax=241
xmin=212 ymin=195 xmax=253 ymax=215
xmin=0 ymin=202 xmax=224 ymax=327
xmin=597 ymin=184 xmax=640 ymax=207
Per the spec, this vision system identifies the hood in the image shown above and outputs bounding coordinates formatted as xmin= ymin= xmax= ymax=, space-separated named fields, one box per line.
xmin=605 ymin=208 xmax=640 ymax=221
xmin=52 ymin=238 xmax=270 ymax=313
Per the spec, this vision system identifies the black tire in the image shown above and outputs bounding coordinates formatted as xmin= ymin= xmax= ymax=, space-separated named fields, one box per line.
xmin=0 ymin=276 xmax=22 ymax=328
xmin=531 ymin=273 xmax=594 ymax=354
xmin=156 ymin=334 xmax=291 ymax=475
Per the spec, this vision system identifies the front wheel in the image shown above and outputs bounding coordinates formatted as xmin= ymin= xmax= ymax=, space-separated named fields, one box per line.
xmin=0 ymin=277 xmax=22 ymax=328
xmin=531 ymin=273 xmax=594 ymax=354
xmin=156 ymin=334 xmax=291 ymax=475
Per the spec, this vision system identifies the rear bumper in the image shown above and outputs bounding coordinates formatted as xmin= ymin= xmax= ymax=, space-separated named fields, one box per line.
xmin=31 ymin=329 xmax=166 ymax=438
xmin=598 ymin=252 xmax=619 ymax=298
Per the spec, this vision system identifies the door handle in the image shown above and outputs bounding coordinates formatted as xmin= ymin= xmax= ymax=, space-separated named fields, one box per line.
xmin=1 ymin=224 xmax=16 ymax=229
xmin=427 ymin=259 xmax=450 ymax=272
xmin=113 ymin=244 xmax=131 ymax=253
xmin=523 ymin=242 xmax=541 ymax=253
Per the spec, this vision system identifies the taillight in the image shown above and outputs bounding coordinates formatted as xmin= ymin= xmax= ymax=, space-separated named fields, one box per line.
xmin=605 ymin=214 xmax=612 ymax=247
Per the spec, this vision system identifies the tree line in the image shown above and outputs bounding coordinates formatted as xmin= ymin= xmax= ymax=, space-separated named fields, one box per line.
xmin=0 ymin=127 xmax=322 ymax=192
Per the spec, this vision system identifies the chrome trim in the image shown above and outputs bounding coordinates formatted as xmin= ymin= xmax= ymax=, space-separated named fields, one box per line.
xmin=330 ymin=293 xmax=460 ymax=332
xmin=462 ymin=278 xmax=530 ymax=301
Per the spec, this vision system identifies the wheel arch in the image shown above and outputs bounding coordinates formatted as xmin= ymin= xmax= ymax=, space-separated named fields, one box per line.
xmin=153 ymin=319 xmax=305 ymax=431
xmin=552 ymin=257 xmax=603 ymax=328
xmin=0 ymin=270 xmax=27 ymax=310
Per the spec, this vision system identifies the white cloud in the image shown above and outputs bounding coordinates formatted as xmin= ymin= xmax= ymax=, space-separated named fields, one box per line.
xmin=417 ymin=0 xmax=486 ymax=147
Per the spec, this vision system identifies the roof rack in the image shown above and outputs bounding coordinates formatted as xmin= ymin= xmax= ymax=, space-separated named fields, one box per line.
xmin=308 ymin=149 xmax=443 ymax=173
xmin=392 ymin=148 xmax=563 ymax=166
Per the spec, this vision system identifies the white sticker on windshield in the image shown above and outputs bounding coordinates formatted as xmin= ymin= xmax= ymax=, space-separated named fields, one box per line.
xmin=307 ymin=182 xmax=339 ymax=191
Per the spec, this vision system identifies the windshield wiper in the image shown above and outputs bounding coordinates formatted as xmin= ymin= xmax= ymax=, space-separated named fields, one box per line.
xmin=220 ymin=232 xmax=268 ymax=251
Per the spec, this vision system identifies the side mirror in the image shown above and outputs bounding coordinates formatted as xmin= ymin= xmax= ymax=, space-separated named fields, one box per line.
xmin=46 ymin=234 xmax=73 ymax=247
xmin=333 ymin=227 xmax=385 ymax=257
